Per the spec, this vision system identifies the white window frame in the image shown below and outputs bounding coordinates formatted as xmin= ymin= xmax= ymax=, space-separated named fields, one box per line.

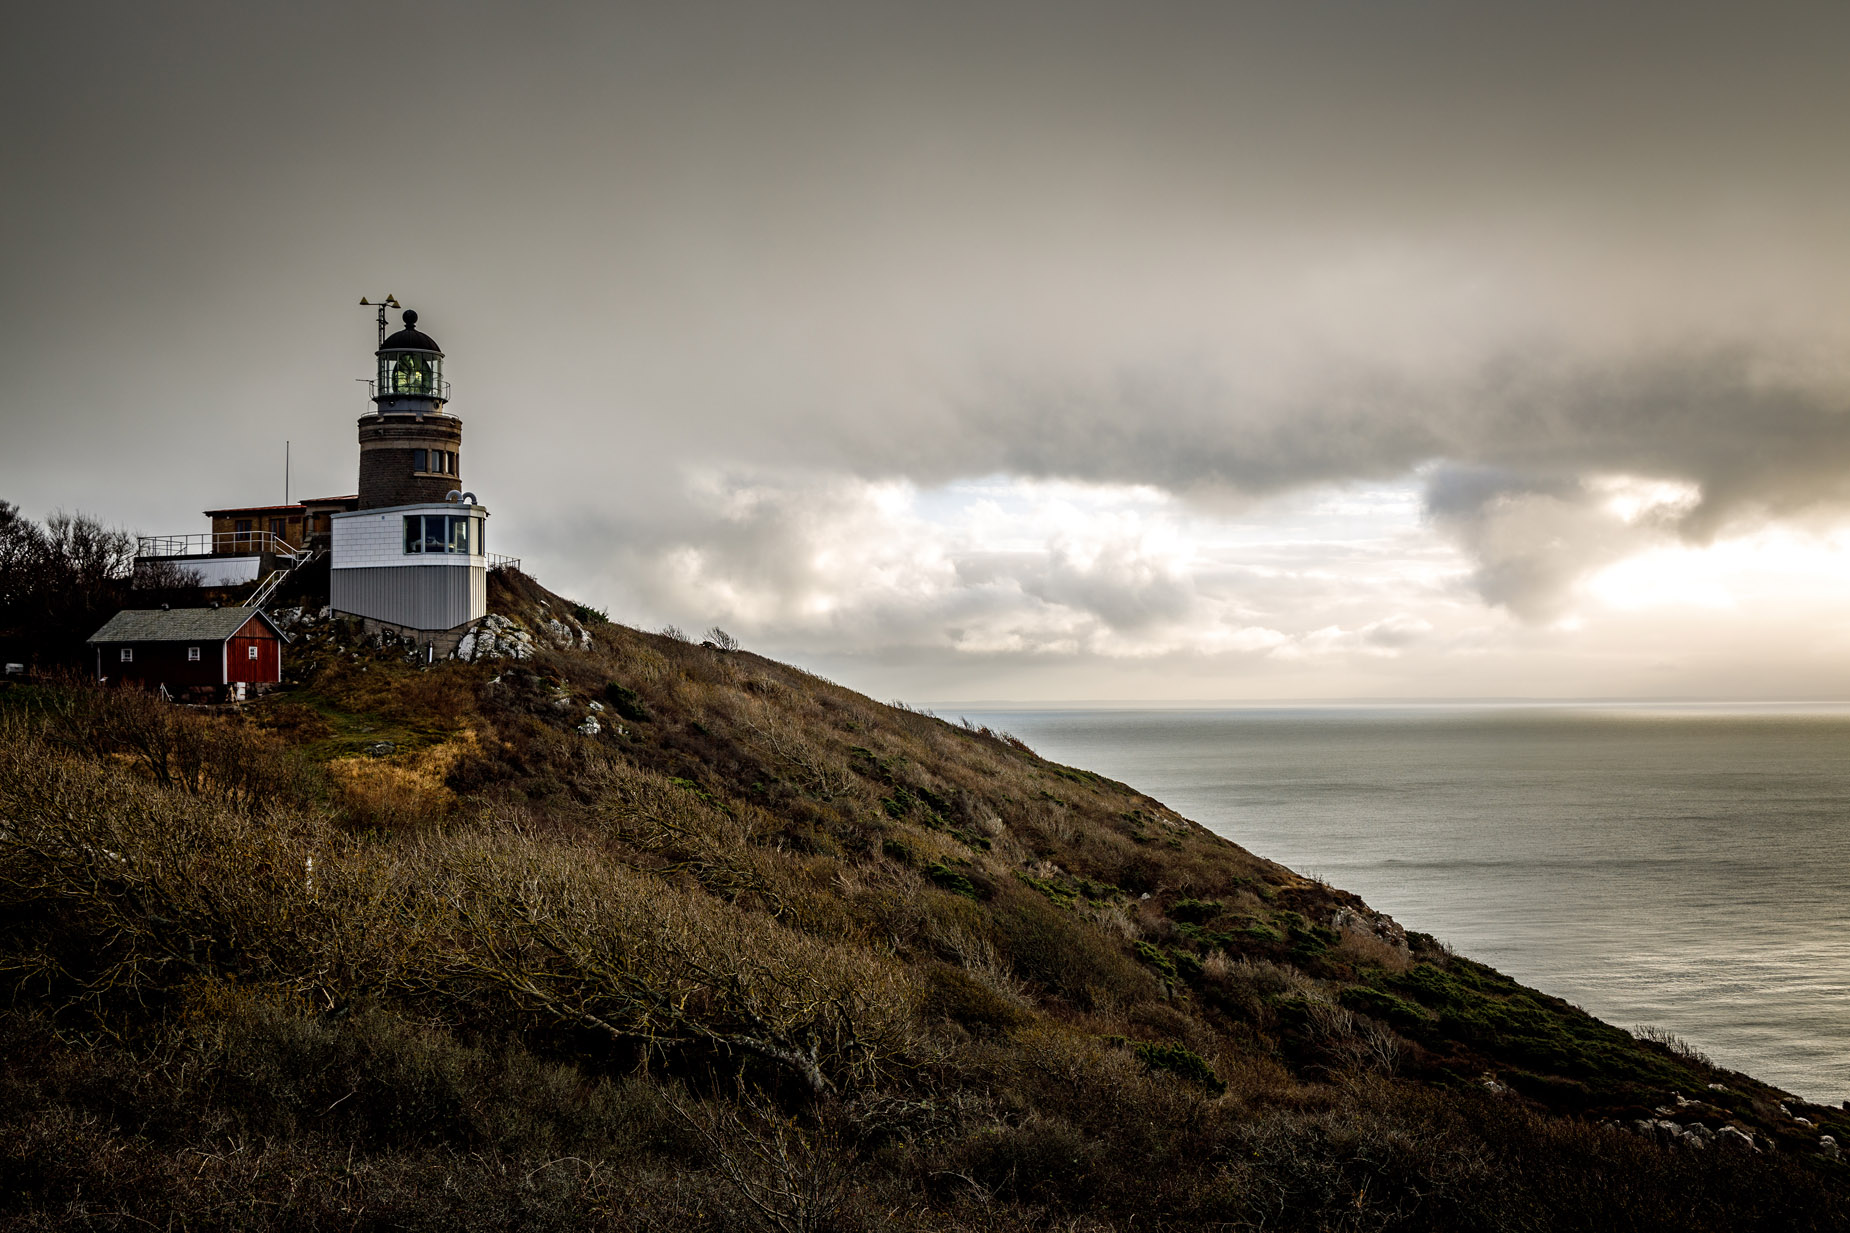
xmin=119 ymin=648 xmax=133 ymax=663
xmin=247 ymin=645 xmax=260 ymax=660
xmin=404 ymin=513 xmax=478 ymax=556
xmin=187 ymin=646 xmax=201 ymax=662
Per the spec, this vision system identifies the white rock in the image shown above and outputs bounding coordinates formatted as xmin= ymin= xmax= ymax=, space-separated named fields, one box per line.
xmin=539 ymin=615 xmax=593 ymax=650
xmin=454 ymin=614 xmax=537 ymax=662
xmin=1716 ymin=1125 xmax=1758 ymax=1152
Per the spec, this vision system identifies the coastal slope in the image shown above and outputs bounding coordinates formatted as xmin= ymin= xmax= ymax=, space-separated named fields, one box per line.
xmin=2 ymin=570 xmax=1846 ymax=1231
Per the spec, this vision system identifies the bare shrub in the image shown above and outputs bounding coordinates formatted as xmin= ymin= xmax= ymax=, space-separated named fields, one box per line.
xmin=592 ymin=759 xmax=791 ymax=912
xmin=1221 ymin=956 xmax=1313 ymax=1000
xmin=1302 ymin=994 xmax=1360 ymax=1045
xmin=41 ymin=682 xmax=314 ymax=812
xmin=0 ymin=739 xmax=362 ymax=1014
xmin=1633 ymin=1023 xmax=1713 ymax=1068
xmin=739 ymin=700 xmax=858 ymax=801
xmin=1074 ymin=897 xmax=1139 ymax=942
xmin=1327 ymin=1013 xmax=1406 ymax=1078
xmin=1230 ymin=1092 xmax=1496 ymax=1231
xmin=439 ymin=833 xmax=927 ymax=1096
xmin=990 ymin=887 xmax=1157 ymax=1011
xmin=666 ymin=1086 xmax=852 ymax=1233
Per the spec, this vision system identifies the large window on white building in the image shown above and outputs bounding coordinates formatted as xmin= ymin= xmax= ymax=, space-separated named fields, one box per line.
xmin=402 ymin=514 xmax=481 ymax=556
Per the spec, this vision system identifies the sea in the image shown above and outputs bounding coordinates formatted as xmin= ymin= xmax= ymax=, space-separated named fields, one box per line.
xmin=951 ymin=704 xmax=1850 ymax=1105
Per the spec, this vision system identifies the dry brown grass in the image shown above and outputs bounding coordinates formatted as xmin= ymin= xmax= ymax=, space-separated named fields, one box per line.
xmin=327 ymin=729 xmax=477 ymax=829
xmin=2 ymin=594 xmax=1845 ymax=1231
xmin=1332 ymin=925 xmax=1414 ymax=974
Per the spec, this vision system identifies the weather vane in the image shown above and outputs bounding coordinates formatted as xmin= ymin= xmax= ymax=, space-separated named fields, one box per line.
xmin=358 ymin=294 xmax=402 ymax=347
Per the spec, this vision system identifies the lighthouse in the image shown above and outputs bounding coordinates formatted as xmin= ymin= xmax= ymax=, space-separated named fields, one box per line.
xmin=329 ymin=307 xmax=490 ymax=642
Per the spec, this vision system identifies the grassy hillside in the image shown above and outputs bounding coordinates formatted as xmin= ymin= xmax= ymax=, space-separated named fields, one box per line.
xmin=2 ymin=570 xmax=1847 ymax=1231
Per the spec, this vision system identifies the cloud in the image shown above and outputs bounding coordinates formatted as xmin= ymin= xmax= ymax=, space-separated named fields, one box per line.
xmin=591 ymin=470 xmax=1464 ymax=670
xmin=872 ymin=341 xmax=1850 ymax=617
xmin=574 ymin=331 xmax=1850 ymax=649
xmin=1421 ymin=468 xmax=1701 ymax=620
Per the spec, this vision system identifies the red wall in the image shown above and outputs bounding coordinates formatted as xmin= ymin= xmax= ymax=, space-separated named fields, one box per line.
xmin=227 ymin=631 xmax=281 ymax=683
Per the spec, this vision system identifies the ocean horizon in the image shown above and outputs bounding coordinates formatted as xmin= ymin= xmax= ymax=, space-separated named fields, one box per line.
xmin=951 ymin=701 xmax=1850 ymax=1105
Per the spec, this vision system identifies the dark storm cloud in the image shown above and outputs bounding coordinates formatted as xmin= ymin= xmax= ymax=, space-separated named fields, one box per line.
xmin=933 ymin=340 xmax=1850 ymax=535
xmin=6 ymin=1 xmax=1850 ymax=630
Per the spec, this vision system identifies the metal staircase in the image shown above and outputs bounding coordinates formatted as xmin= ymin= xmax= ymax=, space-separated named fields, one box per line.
xmin=245 ymin=547 xmax=324 ymax=611
xmin=245 ymin=569 xmax=290 ymax=610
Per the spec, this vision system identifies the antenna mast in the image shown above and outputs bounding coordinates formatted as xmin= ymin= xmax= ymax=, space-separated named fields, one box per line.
xmin=358 ymin=293 xmax=401 ymax=346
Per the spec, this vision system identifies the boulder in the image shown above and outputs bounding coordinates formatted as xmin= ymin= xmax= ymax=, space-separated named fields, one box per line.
xmin=455 ymin=614 xmax=537 ymax=662
xmin=1716 ymin=1125 xmax=1758 ymax=1153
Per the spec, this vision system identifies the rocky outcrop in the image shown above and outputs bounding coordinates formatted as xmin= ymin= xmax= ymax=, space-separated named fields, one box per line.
xmin=454 ymin=614 xmax=536 ymax=661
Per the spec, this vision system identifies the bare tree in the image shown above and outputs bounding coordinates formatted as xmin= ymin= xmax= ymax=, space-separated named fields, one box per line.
xmin=0 ymin=503 xmax=137 ymax=667
xmin=133 ymin=557 xmax=204 ymax=590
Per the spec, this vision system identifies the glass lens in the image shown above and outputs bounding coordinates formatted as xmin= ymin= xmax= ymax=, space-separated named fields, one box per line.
xmin=392 ymin=354 xmax=430 ymax=394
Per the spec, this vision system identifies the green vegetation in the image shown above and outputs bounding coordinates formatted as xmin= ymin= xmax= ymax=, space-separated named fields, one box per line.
xmin=0 ymin=568 xmax=1846 ymax=1230
xmin=1129 ymin=1040 xmax=1227 ymax=1095
xmin=603 ymin=680 xmax=651 ymax=722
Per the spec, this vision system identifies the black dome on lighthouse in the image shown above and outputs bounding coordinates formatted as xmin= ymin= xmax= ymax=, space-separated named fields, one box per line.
xmin=378 ymin=308 xmax=442 ymax=354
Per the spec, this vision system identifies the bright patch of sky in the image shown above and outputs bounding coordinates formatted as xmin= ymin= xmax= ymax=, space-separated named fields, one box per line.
xmin=624 ymin=468 xmax=1850 ymax=703
xmin=646 ymin=469 xmax=1476 ymax=660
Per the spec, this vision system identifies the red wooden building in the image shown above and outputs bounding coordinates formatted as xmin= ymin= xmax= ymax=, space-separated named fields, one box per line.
xmin=87 ymin=607 xmax=288 ymax=701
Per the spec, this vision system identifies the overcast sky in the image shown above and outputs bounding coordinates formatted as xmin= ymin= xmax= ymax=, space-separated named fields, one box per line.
xmin=8 ymin=2 xmax=1850 ymax=701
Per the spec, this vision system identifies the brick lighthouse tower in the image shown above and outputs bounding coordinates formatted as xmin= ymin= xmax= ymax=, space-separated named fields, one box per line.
xmin=329 ymin=305 xmax=490 ymax=644
xmin=358 ymin=308 xmax=464 ymax=508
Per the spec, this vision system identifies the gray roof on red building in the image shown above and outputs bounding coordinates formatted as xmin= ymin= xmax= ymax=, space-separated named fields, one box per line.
xmin=87 ymin=607 xmax=287 ymax=645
